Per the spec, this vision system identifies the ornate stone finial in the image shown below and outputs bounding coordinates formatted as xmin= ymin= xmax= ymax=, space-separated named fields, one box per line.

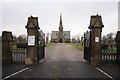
xmin=25 ymin=16 xmax=40 ymax=29
xmin=2 ymin=31 xmax=13 ymax=42
xmin=31 ymin=15 xmax=33 ymax=18
xmin=89 ymin=14 xmax=104 ymax=29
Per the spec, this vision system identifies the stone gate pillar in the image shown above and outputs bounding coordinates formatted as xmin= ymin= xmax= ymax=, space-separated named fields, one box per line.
xmin=2 ymin=31 xmax=13 ymax=64
xmin=116 ymin=31 xmax=120 ymax=63
xmin=25 ymin=16 xmax=40 ymax=65
xmin=89 ymin=14 xmax=104 ymax=65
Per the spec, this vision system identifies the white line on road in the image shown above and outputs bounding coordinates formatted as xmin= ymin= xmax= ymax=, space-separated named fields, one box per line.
xmin=2 ymin=67 xmax=29 ymax=80
xmin=96 ymin=68 xmax=115 ymax=80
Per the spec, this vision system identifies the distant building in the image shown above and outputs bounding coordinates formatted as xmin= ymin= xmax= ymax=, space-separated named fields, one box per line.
xmin=51 ymin=14 xmax=71 ymax=43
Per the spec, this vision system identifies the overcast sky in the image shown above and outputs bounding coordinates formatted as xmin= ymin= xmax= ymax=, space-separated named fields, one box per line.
xmin=0 ymin=0 xmax=119 ymax=38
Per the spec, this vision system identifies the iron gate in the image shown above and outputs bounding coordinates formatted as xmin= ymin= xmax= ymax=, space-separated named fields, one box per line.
xmin=84 ymin=31 xmax=91 ymax=63
xmin=37 ymin=30 xmax=45 ymax=62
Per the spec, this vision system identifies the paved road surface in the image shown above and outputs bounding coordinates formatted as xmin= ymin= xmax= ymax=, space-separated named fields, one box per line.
xmin=46 ymin=43 xmax=84 ymax=61
xmin=2 ymin=43 xmax=118 ymax=79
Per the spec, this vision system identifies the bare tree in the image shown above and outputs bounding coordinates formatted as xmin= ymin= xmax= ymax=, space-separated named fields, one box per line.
xmin=102 ymin=32 xmax=117 ymax=49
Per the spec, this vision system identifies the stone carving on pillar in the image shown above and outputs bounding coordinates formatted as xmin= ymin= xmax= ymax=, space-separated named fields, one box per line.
xmin=2 ymin=31 xmax=13 ymax=64
xmin=25 ymin=16 xmax=40 ymax=65
xmin=89 ymin=14 xmax=104 ymax=65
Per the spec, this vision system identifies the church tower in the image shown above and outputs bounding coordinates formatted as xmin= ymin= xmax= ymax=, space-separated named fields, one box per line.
xmin=58 ymin=14 xmax=64 ymax=43
xmin=51 ymin=14 xmax=71 ymax=43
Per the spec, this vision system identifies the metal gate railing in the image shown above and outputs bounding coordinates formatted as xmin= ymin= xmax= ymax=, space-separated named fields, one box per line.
xmin=84 ymin=47 xmax=90 ymax=62
xmin=12 ymin=49 xmax=26 ymax=63
xmin=101 ymin=50 xmax=117 ymax=64
xmin=84 ymin=31 xmax=91 ymax=63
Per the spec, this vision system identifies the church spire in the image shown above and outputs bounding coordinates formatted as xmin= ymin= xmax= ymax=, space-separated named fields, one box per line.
xmin=59 ymin=13 xmax=63 ymax=31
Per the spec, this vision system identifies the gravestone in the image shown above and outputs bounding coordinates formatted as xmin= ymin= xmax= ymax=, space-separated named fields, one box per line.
xmin=25 ymin=16 xmax=40 ymax=65
xmin=89 ymin=14 xmax=104 ymax=65
xmin=2 ymin=31 xmax=13 ymax=64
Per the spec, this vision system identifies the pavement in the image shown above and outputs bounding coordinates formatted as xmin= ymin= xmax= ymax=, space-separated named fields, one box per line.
xmin=2 ymin=43 xmax=119 ymax=79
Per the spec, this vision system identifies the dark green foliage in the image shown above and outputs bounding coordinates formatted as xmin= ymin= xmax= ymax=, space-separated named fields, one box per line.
xmin=101 ymin=44 xmax=108 ymax=50
xmin=17 ymin=43 xmax=27 ymax=48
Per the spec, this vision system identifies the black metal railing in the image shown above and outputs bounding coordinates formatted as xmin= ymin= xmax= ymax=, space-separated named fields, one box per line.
xmin=84 ymin=47 xmax=90 ymax=62
xmin=101 ymin=50 xmax=117 ymax=63
xmin=12 ymin=49 xmax=26 ymax=63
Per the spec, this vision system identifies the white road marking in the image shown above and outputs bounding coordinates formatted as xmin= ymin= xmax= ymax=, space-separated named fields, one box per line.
xmin=96 ymin=68 xmax=115 ymax=80
xmin=2 ymin=67 xmax=29 ymax=80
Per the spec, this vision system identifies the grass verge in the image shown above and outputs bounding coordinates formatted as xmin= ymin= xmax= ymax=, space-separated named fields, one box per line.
xmin=45 ymin=43 xmax=55 ymax=48
xmin=67 ymin=43 xmax=84 ymax=50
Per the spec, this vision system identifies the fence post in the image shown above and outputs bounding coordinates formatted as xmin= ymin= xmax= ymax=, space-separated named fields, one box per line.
xmin=25 ymin=16 xmax=40 ymax=65
xmin=88 ymin=14 xmax=104 ymax=65
xmin=116 ymin=31 xmax=120 ymax=63
xmin=2 ymin=31 xmax=13 ymax=64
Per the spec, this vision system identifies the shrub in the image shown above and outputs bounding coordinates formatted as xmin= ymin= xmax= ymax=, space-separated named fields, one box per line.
xmin=17 ymin=43 xmax=27 ymax=48
xmin=101 ymin=44 xmax=108 ymax=50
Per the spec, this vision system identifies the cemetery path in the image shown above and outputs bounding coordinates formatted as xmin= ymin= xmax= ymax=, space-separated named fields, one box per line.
xmin=45 ymin=43 xmax=84 ymax=61
xmin=2 ymin=43 xmax=118 ymax=79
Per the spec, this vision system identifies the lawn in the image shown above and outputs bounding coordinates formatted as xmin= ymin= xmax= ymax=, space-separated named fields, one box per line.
xmin=12 ymin=44 xmax=26 ymax=51
xmin=45 ymin=43 xmax=55 ymax=48
xmin=67 ymin=43 xmax=84 ymax=50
